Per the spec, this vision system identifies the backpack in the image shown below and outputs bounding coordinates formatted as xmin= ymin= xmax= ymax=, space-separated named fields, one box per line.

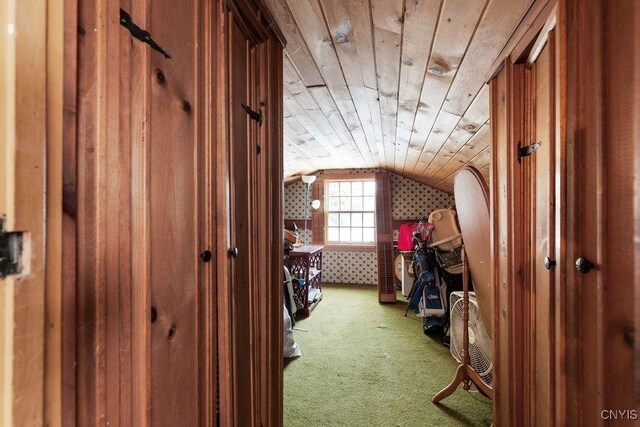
xmin=397 ymin=222 xmax=418 ymax=251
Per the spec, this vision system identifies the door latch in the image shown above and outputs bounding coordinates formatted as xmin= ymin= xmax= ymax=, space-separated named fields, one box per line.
xmin=517 ymin=141 xmax=542 ymax=163
xmin=120 ymin=9 xmax=171 ymax=58
xmin=0 ymin=218 xmax=24 ymax=279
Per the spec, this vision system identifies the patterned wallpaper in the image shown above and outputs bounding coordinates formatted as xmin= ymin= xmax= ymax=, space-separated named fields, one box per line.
xmin=284 ymin=170 xmax=454 ymax=285
xmin=284 ymin=180 xmax=308 ymax=220
xmin=322 ymin=251 xmax=378 ymax=285
xmin=390 ymin=173 xmax=455 ymax=219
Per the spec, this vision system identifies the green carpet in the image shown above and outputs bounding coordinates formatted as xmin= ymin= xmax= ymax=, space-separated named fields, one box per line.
xmin=284 ymin=283 xmax=492 ymax=427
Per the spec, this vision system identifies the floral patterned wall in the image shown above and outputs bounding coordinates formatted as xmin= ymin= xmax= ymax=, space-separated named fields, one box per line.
xmin=284 ymin=170 xmax=455 ymax=285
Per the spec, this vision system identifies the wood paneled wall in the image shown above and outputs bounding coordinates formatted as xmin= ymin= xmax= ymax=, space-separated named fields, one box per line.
xmin=490 ymin=57 xmax=528 ymax=427
xmin=563 ymin=0 xmax=638 ymax=423
xmin=0 ymin=0 xmax=51 ymax=425
xmin=65 ymin=0 xmax=284 ymax=425
xmin=490 ymin=1 xmax=640 ymax=424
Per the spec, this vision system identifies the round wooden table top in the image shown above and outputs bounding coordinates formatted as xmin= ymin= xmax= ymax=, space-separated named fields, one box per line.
xmin=454 ymin=166 xmax=492 ymax=338
xmin=394 ymin=254 xmax=404 ymax=281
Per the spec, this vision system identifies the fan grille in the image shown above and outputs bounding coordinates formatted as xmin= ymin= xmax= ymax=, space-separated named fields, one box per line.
xmin=450 ymin=292 xmax=493 ymax=386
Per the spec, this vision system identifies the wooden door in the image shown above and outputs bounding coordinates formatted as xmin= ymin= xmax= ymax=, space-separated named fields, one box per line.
xmin=563 ymin=0 xmax=639 ymax=424
xmin=73 ymin=0 xmax=213 ymax=424
xmin=527 ymin=33 xmax=556 ymax=426
xmin=490 ymin=26 xmax=559 ymax=427
xmin=227 ymin=11 xmax=259 ymax=427
xmin=491 ymin=1 xmax=640 ymax=424
xmin=222 ymin=5 xmax=285 ymax=425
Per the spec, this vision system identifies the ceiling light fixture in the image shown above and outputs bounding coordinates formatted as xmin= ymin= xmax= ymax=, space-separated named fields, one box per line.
xmin=301 ymin=175 xmax=317 ymax=184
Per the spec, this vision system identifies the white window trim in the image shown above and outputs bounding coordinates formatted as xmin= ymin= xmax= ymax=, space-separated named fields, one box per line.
xmin=324 ymin=177 xmax=377 ymax=247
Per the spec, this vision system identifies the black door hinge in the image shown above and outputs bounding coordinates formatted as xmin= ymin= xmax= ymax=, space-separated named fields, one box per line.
xmin=120 ymin=9 xmax=171 ymax=59
xmin=0 ymin=218 xmax=23 ymax=279
xmin=517 ymin=141 xmax=542 ymax=163
xmin=241 ymin=104 xmax=263 ymax=126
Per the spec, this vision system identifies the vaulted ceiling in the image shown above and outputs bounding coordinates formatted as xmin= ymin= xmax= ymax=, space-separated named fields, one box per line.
xmin=266 ymin=0 xmax=541 ymax=192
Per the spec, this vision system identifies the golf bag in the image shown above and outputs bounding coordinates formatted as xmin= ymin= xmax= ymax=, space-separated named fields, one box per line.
xmin=408 ymin=248 xmax=448 ymax=334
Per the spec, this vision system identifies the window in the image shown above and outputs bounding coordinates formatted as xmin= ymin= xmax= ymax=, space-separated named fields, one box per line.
xmin=325 ymin=179 xmax=376 ymax=244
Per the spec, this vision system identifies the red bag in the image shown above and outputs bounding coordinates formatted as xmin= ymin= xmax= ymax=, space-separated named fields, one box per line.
xmin=397 ymin=222 xmax=418 ymax=251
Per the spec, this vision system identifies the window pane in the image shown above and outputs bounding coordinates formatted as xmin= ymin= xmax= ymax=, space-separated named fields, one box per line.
xmin=363 ymin=196 xmax=375 ymax=211
xmin=363 ymin=213 xmax=374 ymax=227
xmin=352 ymin=196 xmax=363 ymax=211
xmin=328 ymin=182 xmax=340 ymax=196
xmin=325 ymin=180 xmax=378 ymax=244
xmin=352 ymin=181 xmax=363 ymax=196
xmin=339 ymin=213 xmax=350 ymax=227
xmin=363 ymin=228 xmax=375 ymax=242
xmin=328 ymin=196 xmax=339 ymax=211
xmin=364 ymin=181 xmax=375 ymax=196
xmin=339 ymin=197 xmax=351 ymax=211
xmin=340 ymin=182 xmax=351 ymax=196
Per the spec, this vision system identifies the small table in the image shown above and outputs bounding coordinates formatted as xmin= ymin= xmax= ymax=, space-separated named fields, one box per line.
xmin=287 ymin=245 xmax=323 ymax=317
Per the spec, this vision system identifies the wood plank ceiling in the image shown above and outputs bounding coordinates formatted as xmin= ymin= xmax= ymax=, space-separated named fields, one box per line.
xmin=266 ymin=0 xmax=540 ymax=192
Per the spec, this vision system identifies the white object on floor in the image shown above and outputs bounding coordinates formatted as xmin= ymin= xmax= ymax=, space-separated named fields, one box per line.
xmin=283 ymin=305 xmax=302 ymax=358
xmin=401 ymin=255 xmax=413 ymax=297
xmin=307 ymin=288 xmax=321 ymax=303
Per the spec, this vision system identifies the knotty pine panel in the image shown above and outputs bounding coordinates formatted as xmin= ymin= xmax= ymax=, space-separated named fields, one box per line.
xmin=148 ymin=0 xmax=200 ymax=424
